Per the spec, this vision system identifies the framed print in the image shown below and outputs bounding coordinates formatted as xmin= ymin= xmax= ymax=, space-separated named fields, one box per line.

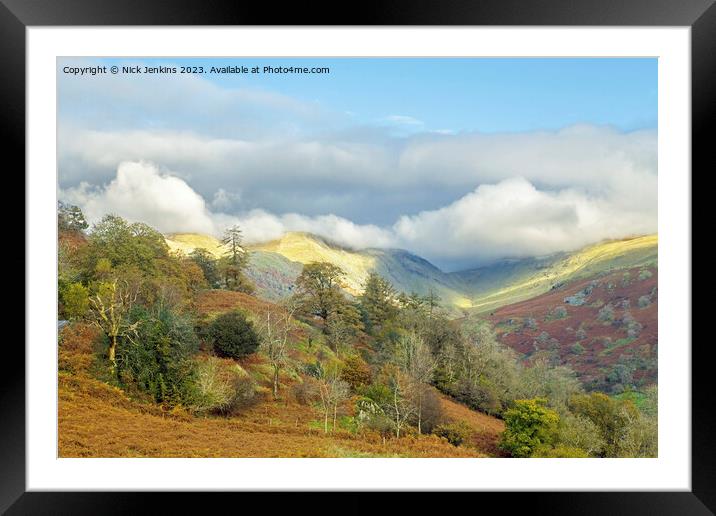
xmin=5 ymin=0 xmax=713 ymax=512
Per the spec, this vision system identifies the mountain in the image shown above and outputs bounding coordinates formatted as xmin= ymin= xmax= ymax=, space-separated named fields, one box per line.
xmin=453 ymin=234 xmax=657 ymax=314
xmin=165 ymin=232 xmax=657 ymax=314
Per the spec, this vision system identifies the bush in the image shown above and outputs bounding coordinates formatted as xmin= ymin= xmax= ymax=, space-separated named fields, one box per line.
xmin=60 ymin=282 xmax=89 ymax=319
xmin=434 ymin=421 xmax=472 ymax=447
xmin=207 ymin=310 xmax=260 ymax=359
xmin=597 ymin=304 xmax=615 ymax=322
xmin=552 ymin=306 xmax=568 ymax=319
xmin=638 ymin=295 xmax=651 ymax=308
xmin=291 ymin=377 xmax=320 ymax=405
xmin=340 ymin=354 xmax=372 ymax=390
xmin=188 ymin=357 xmax=256 ymax=414
xmin=117 ymin=306 xmax=199 ymax=404
xmin=571 ymin=343 xmax=585 ymax=355
xmin=499 ymin=398 xmax=559 ymax=458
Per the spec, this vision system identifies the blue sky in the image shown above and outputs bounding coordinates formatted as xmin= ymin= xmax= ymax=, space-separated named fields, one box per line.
xmin=58 ymin=57 xmax=658 ymax=269
xmin=93 ymin=57 xmax=657 ymax=134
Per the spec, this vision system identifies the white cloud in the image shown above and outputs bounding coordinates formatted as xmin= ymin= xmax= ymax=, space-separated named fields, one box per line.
xmin=392 ymin=177 xmax=656 ymax=266
xmin=61 ymin=161 xmax=656 ymax=270
xmin=60 ymin=161 xmax=217 ymax=235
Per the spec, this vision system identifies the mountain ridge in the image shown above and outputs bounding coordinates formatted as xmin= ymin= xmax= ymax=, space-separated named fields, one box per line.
xmin=164 ymin=231 xmax=657 ymax=313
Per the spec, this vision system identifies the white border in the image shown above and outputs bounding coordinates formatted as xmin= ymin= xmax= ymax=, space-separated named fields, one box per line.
xmin=27 ymin=27 xmax=690 ymax=491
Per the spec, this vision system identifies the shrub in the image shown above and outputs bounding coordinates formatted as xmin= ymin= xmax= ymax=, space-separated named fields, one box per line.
xmin=638 ymin=269 xmax=653 ymax=281
xmin=117 ymin=306 xmax=199 ymax=404
xmin=499 ymin=398 xmax=559 ymax=458
xmin=60 ymin=282 xmax=89 ymax=319
xmin=207 ymin=310 xmax=260 ymax=359
xmin=575 ymin=328 xmax=588 ymax=340
xmin=523 ymin=317 xmax=538 ymax=330
xmin=434 ymin=421 xmax=472 ymax=447
xmin=597 ymin=304 xmax=615 ymax=322
xmin=571 ymin=343 xmax=585 ymax=355
xmin=555 ymin=413 xmax=605 ymax=456
xmin=552 ymin=306 xmax=568 ymax=319
xmin=291 ymin=377 xmax=320 ymax=405
xmin=638 ymin=295 xmax=651 ymax=308
xmin=340 ymin=354 xmax=372 ymax=390
xmin=188 ymin=357 xmax=256 ymax=414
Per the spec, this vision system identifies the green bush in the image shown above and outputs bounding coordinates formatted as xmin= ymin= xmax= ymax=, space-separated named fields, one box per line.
xmin=499 ymin=398 xmax=559 ymax=458
xmin=434 ymin=421 xmax=473 ymax=447
xmin=207 ymin=310 xmax=260 ymax=359
xmin=60 ymin=282 xmax=89 ymax=319
xmin=117 ymin=305 xmax=199 ymax=404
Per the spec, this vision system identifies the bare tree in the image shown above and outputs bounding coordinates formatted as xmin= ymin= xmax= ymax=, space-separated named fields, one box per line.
xmin=88 ymin=278 xmax=139 ymax=370
xmin=257 ymin=300 xmax=298 ymax=399
xmin=395 ymin=332 xmax=437 ymax=434
xmin=385 ymin=370 xmax=417 ymax=438
xmin=316 ymin=366 xmax=351 ymax=433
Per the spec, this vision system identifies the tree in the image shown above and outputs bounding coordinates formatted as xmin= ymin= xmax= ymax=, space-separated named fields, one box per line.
xmin=58 ymin=201 xmax=88 ymax=232
xmin=386 ymin=369 xmax=417 ymax=438
xmin=60 ymin=282 xmax=89 ymax=319
xmin=325 ymin=303 xmax=362 ymax=355
xmin=359 ymin=273 xmax=398 ymax=333
xmin=88 ymin=278 xmax=140 ymax=370
xmin=397 ymin=291 xmax=429 ymax=313
xmin=117 ymin=305 xmax=199 ymax=404
xmin=425 ymin=289 xmax=441 ymax=317
xmin=314 ymin=365 xmax=351 ymax=433
xmin=294 ymin=262 xmax=348 ymax=323
xmin=394 ymin=332 xmax=436 ymax=434
xmin=189 ymin=248 xmax=221 ymax=288
xmin=569 ymin=392 xmax=641 ymax=457
xmin=554 ymin=412 xmax=605 ymax=457
xmin=499 ymin=398 xmax=559 ymax=457
xmin=220 ymin=225 xmax=253 ymax=292
xmin=207 ymin=310 xmax=261 ymax=359
xmin=86 ymin=215 xmax=169 ymax=276
xmin=257 ymin=300 xmax=298 ymax=399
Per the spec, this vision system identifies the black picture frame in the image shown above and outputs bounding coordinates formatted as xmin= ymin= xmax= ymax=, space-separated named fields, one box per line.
xmin=4 ymin=0 xmax=711 ymax=512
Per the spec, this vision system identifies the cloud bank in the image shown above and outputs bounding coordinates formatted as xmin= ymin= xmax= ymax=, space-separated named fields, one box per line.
xmin=61 ymin=160 xmax=656 ymax=270
xmin=58 ymin=60 xmax=656 ymax=269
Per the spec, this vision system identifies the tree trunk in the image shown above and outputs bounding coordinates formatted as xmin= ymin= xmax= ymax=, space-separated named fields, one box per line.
xmin=333 ymin=404 xmax=337 ymax=431
xmin=108 ymin=335 xmax=117 ymax=367
xmin=272 ymin=365 xmax=279 ymax=399
xmin=324 ymin=410 xmax=329 ymax=434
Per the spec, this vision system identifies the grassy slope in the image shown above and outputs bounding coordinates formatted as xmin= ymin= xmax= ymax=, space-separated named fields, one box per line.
xmin=460 ymin=235 xmax=657 ymax=314
xmin=59 ymin=292 xmax=504 ymax=458
xmin=251 ymin=232 xmax=376 ymax=296
xmin=165 ymin=232 xmax=225 ymax=258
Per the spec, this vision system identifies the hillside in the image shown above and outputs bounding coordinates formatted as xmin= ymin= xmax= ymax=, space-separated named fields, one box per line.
xmin=58 ymin=292 xmax=504 ymax=458
xmin=456 ymin=235 xmax=658 ymax=314
xmin=166 ymin=232 xmax=657 ymax=316
xmin=487 ymin=265 xmax=658 ymax=392
xmin=252 ymin=232 xmax=376 ymax=296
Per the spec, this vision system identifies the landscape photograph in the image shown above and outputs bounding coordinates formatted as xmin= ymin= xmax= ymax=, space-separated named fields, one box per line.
xmin=57 ymin=57 xmax=658 ymax=458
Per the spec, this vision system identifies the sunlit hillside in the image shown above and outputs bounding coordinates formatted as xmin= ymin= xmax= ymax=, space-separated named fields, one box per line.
xmin=165 ymin=231 xmax=657 ymax=314
xmin=165 ymin=233 xmax=225 ymax=258
xmin=461 ymin=235 xmax=657 ymax=314
xmin=252 ymin=232 xmax=377 ymax=296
